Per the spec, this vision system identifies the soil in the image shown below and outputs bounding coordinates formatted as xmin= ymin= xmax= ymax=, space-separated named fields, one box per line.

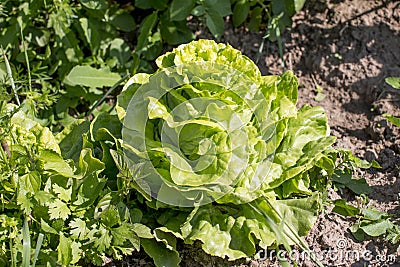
xmin=107 ymin=0 xmax=400 ymax=266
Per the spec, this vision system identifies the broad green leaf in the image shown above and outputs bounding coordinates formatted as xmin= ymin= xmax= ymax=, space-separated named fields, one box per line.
xmin=281 ymin=174 xmax=312 ymax=198
xmin=79 ymin=18 xmax=101 ymax=54
xmin=170 ymin=0 xmax=196 ymax=21
xmin=100 ymin=208 xmax=120 ymax=228
xmin=41 ymin=219 xmax=58 ymax=235
xmin=181 ymin=195 xmax=319 ymax=260
xmin=58 ymin=233 xmax=72 ymax=266
xmin=205 ymin=9 xmax=224 ymax=40
xmin=38 ymin=150 xmax=74 ymax=177
xmin=79 ymin=0 xmax=107 ymax=9
xmin=361 ymin=207 xmax=390 ymax=220
xmin=75 ymin=148 xmax=105 ymax=179
xmin=63 ymin=66 xmax=121 ymax=88
xmin=109 ymin=38 xmax=131 ymax=67
xmin=191 ymin=5 xmax=205 ymax=16
xmin=19 ymin=171 xmax=41 ymax=194
xmin=111 ymin=223 xmax=140 ymax=250
xmin=116 ymin=73 xmax=150 ymax=120
xmin=90 ymin=113 xmax=122 ymax=141
xmin=350 ymin=224 xmax=365 ymax=241
xmin=59 ymin=121 xmax=90 ymax=162
xmin=270 ymin=194 xmax=320 ymax=238
xmin=149 ymin=0 xmax=168 ymax=10
xmin=75 ymin=172 xmax=106 ymax=209
xmin=135 ymin=0 xmax=153 ymax=9
xmin=385 ymin=77 xmax=400 ymax=89
xmin=132 ymin=223 xmax=154 ymax=239
xmin=204 ymin=0 xmax=232 ymax=17
xmin=0 ymin=23 xmax=19 ymax=50
xmin=110 ymin=13 xmax=136 ymax=32
xmin=248 ymin=6 xmax=263 ymax=32
xmin=181 ymin=206 xmax=258 ymax=259
xmin=141 ymin=239 xmax=181 ymax=267
xmin=55 ymin=88 xmax=83 ymax=115
xmin=294 ymin=0 xmax=306 ymax=12
xmin=277 ymin=70 xmax=298 ymax=105
xmin=233 ymin=0 xmax=250 ymax=27
xmin=160 ymin=13 xmax=195 ymax=45
xmin=136 ymin=12 xmax=158 ymax=52
xmin=154 ymin=228 xmax=178 ymax=251
xmin=360 ymin=220 xmax=394 ymax=237
xmin=383 ymin=113 xmax=400 ymax=127
xmin=331 ymin=169 xmax=371 ymax=195
xmin=332 ymin=199 xmax=360 ymax=217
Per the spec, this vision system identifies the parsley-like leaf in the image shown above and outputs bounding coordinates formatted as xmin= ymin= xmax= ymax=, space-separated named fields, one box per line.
xmin=70 ymin=218 xmax=88 ymax=240
xmin=53 ymin=184 xmax=72 ymax=203
xmin=48 ymin=199 xmax=71 ymax=220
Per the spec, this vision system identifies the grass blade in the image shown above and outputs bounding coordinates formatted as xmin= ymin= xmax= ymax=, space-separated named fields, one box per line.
xmin=10 ymin=239 xmax=17 ymax=267
xmin=1 ymin=47 xmax=20 ymax=106
xmin=22 ymin=219 xmax=31 ymax=267
xmin=248 ymin=197 xmax=324 ymax=267
xmin=32 ymin=233 xmax=44 ymax=267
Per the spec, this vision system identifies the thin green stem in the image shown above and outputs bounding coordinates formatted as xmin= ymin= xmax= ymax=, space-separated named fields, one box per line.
xmin=10 ymin=238 xmax=16 ymax=267
xmin=276 ymin=27 xmax=285 ymax=70
xmin=256 ymin=38 xmax=265 ymax=64
xmin=1 ymin=48 xmax=20 ymax=106
xmin=86 ymin=74 xmax=129 ymax=118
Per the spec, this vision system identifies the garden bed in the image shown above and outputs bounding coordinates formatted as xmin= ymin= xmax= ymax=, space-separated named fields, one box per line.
xmin=108 ymin=0 xmax=400 ymax=266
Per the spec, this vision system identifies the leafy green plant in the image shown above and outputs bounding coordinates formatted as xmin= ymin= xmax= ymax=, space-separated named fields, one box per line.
xmin=112 ymin=39 xmax=351 ymax=265
xmin=0 ymin=0 xmax=136 ymax=130
xmin=0 ymin=101 xmax=155 ymax=266
xmin=350 ymin=207 xmax=399 ymax=242
xmin=385 ymin=77 xmax=400 ymax=89
xmin=382 ymin=77 xmax=400 ymax=127
xmin=333 ymin=196 xmax=400 ymax=244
